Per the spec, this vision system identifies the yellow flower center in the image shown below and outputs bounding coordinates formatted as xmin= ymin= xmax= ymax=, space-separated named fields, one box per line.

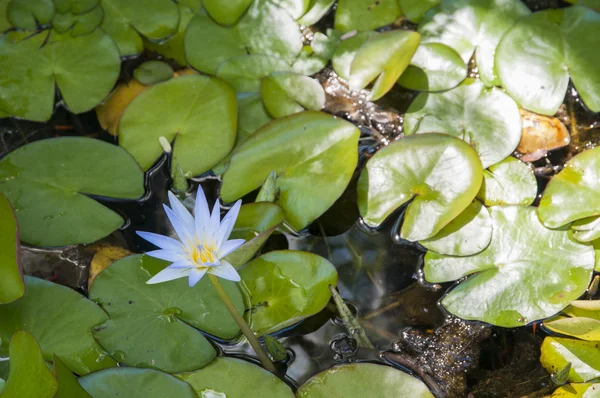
xmin=191 ymin=245 xmax=217 ymax=267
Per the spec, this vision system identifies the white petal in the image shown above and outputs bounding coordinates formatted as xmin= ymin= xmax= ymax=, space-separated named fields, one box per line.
xmin=194 ymin=185 xmax=211 ymax=238
xmin=210 ymin=201 xmax=221 ymax=238
xmin=164 ymin=205 xmax=195 ymax=246
xmin=146 ymin=264 xmax=191 ymax=284
xmin=217 ymin=239 xmax=246 ymax=259
xmin=137 ymin=231 xmax=185 ymax=251
xmin=168 ymin=191 xmax=194 ymax=229
xmin=188 ymin=268 xmax=207 ymax=287
xmin=146 ymin=249 xmax=184 ymax=262
xmin=208 ymin=260 xmax=241 ymax=282
xmin=216 ymin=200 xmax=242 ymax=247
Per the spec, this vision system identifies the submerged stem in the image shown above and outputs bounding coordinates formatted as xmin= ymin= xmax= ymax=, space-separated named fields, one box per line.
xmin=208 ymin=274 xmax=277 ymax=373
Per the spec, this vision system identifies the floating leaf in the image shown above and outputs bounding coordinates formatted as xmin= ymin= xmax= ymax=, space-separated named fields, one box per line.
xmin=87 ymin=243 xmax=132 ymax=287
xmin=203 ymin=0 xmax=252 ymax=25
xmin=79 ymin=367 xmax=196 ymax=397
xmin=0 ymin=137 xmax=144 ymax=246
xmin=292 ymin=30 xmax=341 ymax=75
xmin=334 ymin=0 xmax=402 ymax=32
xmin=90 ymin=255 xmax=244 ymax=373
xmin=477 ymin=156 xmax=537 ymax=206
xmin=0 ymin=276 xmax=116 ymax=375
xmin=0 ymin=195 xmax=24 ymax=304
xmin=1 ymin=331 xmax=57 ymax=398
xmin=99 ymin=1 xmax=141 ymax=56
xmin=221 ymin=111 xmax=359 ymax=230
xmin=496 ymin=6 xmax=600 ymax=115
xmin=53 ymin=5 xmax=103 ymax=36
xmin=261 ymin=72 xmax=325 ymax=118
xmin=96 ymin=79 xmax=148 ymax=136
xmin=53 ymin=0 xmax=99 ymax=14
xmin=538 ymin=147 xmax=600 ymax=229
xmin=545 ymin=317 xmax=600 ymax=341
xmin=0 ymin=30 xmax=120 ymax=121
xmin=0 ymin=0 xmax=10 ymax=32
xmin=236 ymin=92 xmax=273 ymax=142
xmin=298 ymin=0 xmax=336 ymax=26
xmin=398 ymin=0 xmax=439 ymax=22
xmin=425 ymin=206 xmax=595 ymax=327
xmin=517 ymin=109 xmax=570 ymax=162
xmin=296 ymin=363 xmax=433 ymax=397
xmin=397 ymin=42 xmax=467 ymax=92
xmin=144 ymin=4 xmax=195 ymax=65
xmin=358 ymin=134 xmax=483 ymax=241
xmin=237 ymin=0 xmax=302 ymax=64
xmin=404 ymin=79 xmax=522 ymax=168
xmin=271 ymin=0 xmax=311 ymax=19
xmin=572 ymin=217 xmax=600 ymax=243
xmin=541 ymin=337 xmax=600 ymax=382
xmin=239 ymin=250 xmax=338 ymax=334
xmin=178 ymin=357 xmax=294 ymax=397
xmin=216 ymin=55 xmax=292 ymax=92
xmin=133 ymin=61 xmax=174 ymax=85
xmin=551 ymin=383 xmax=600 ymax=397
xmin=7 ymin=0 xmax=54 ymax=30
xmin=119 ymin=75 xmax=236 ymax=176
xmin=332 ymin=30 xmax=378 ymax=80
xmin=53 ymin=355 xmax=92 ymax=398
xmin=419 ymin=200 xmax=492 ymax=256
xmin=419 ymin=0 xmax=530 ymax=86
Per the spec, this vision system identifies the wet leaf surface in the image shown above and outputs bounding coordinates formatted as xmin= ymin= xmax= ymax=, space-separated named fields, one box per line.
xmin=261 ymin=72 xmax=325 ymax=118
xmin=541 ymin=337 xmax=600 ymax=382
xmin=144 ymin=3 xmax=196 ymax=66
xmin=477 ymin=156 xmax=537 ymax=206
xmin=7 ymin=0 xmax=54 ymax=30
xmin=334 ymin=0 xmax=402 ymax=32
xmin=0 ymin=194 xmax=24 ymax=304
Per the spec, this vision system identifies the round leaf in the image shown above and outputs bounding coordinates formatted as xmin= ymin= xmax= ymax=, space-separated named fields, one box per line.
xmin=334 ymin=0 xmax=402 ymax=32
xmin=551 ymin=383 xmax=600 ymax=397
xmin=292 ymin=30 xmax=341 ymax=75
xmin=99 ymin=1 xmax=143 ymax=56
xmin=0 ymin=137 xmax=145 ymax=246
xmin=178 ymin=357 xmax=294 ymax=397
xmin=404 ymin=79 xmax=522 ymax=168
xmin=79 ymin=367 xmax=196 ymax=397
xmin=239 ymin=250 xmax=338 ymax=334
xmin=496 ymin=6 xmax=600 ymax=115
xmin=398 ymin=0 xmax=439 ymax=22
xmin=296 ymin=363 xmax=433 ymax=397
xmin=53 ymin=355 xmax=92 ymax=398
xmin=143 ymin=3 xmax=195 ymax=66
xmin=100 ymin=0 xmax=179 ymax=41
xmin=221 ymin=111 xmax=359 ymax=230
xmin=541 ymin=337 xmax=600 ymax=382
xmin=572 ymin=217 xmax=600 ymax=243
xmin=216 ymin=54 xmax=292 ymax=92
xmin=331 ymin=30 xmax=378 ymax=80
xmin=545 ymin=317 xmax=600 ymax=341
xmin=203 ymin=0 xmax=252 ymax=25
xmin=0 ymin=194 xmax=24 ymax=304
xmin=133 ymin=61 xmax=174 ymax=85
xmin=89 ymin=255 xmax=244 ymax=373
xmin=7 ymin=0 xmax=54 ymax=30
xmin=425 ymin=206 xmax=595 ymax=327
xmin=0 ymin=276 xmax=117 ymax=375
xmin=357 ymin=133 xmax=483 ymax=241
xmin=261 ymin=72 xmax=325 ymax=118
xmin=119 ymin=75 xmax=237 ymax=176
xmin=96 ymin=79 xmax=148 ymax=136
xmin=477 ymin=156 xmax=537 ymax=206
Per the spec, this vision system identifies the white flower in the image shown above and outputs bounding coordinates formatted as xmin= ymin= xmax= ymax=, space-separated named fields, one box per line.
xmin=137 ymin=186 xmax=245 ymax=287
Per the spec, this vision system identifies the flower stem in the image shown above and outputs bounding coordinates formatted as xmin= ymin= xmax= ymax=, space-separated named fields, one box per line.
xmin=208 ymin=274 xmax=277 ymax=373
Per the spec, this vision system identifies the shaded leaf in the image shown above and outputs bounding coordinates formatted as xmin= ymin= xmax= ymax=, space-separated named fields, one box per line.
xmin=53 ymin=355 xmax=92 ymax=398
xmin=96 ymin=79 xmax=148 ymax=136
xmin=334 ymin=0 xmax=402 ymax=32
xmin=0 ymin=195 xmax=24 ymax=304
xmin=398 ymin=0 xmax=439 ymax=22
xmin=261 ymin=72 xmax=325 ymax=118
xmin=217 ymin=54 xmax=292 ymax=92
xmin=133 ymin=61 xmax=174 ymax=85
xmin=292 ymin=30 xmax=341 ymax=75
xmin=203 ymin=0 xmax=252 ymax=25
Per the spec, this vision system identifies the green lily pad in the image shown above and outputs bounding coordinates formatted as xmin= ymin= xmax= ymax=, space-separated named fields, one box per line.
xmin=292 ymin=30 xmax=341 ymax=75
xmin=239 ymin=250 xmax=338 ymax=334
xmin=545 ymin=317 xmax=600 ymax=342
xmin=53 ymin=5 xmax=103 ymax=36
xmin=237 ymin=92 xmax=273 ymax=141
xmin=272 ymin=0 xmax=311 ymax=19
xmin=203 ymin=0 xmax=252 ymax=25
xmin=420 ymin=200 xmax=492 ymax=256
xmin=133 ymin=61 xmax=174 ymax=85
xmin=178 ymin=357 xmax=295 ymax=397
xmin=119 ymin=75 xmax=236 ymax=176
xmin=419 ymin=0 xmax=530 ymax=87
xmin=144 ymin=3 xmax=196 ymax=66
xmin=538 ymin=147 xmax=600 ymax=229
xmin=425 ymin=206 xmax=595 ymax=327
xmin=237 ymin=0 xmax=302 ymax=64
xmin=53 ymin=355 xmax=92 ymax=398
xmin=404 ymin=79 xmax=522 ymax=168
xmin=332 ymin=30 xmax=378 ymax=80
xmin=99 ymin=1 xmax=141 ymax=56
xmin=551 ymin=383 xmax=600 ymax=397
xmin=496 ymin=6 xmax=600 ymax=115
xmin=0 ymin=137 xmax=144 ymax=246
xmin=397 ymin=42 xmax=467 ymax=92
xmin=184 ymin=14 xmax=246 ymax=75
xmin=261 ymin=72 xmax=325 ymax=118
xmin=7 ymin=0 xmax=54 ymax=30
xmin=1 ymin=331 xmax=57 ymax=398
xmin=334 ymin=0 xmax=402 ymax=32
xmin=358 ymin=133 xmax=483 ymax=241
xmin=572 ymin=217 xmax=600 ymax=243
xmin=477 ymin=157 xmax=537 ymax=206
xmin=226 ymin=202 xmax=286 ymax=267
xmin=0 ymin=276 xmax=116 ymax=375
xmin=0 ymin=195 xmax=24 ymax=304
xmin=541 ymin=337 xmax=600 ymax=382
xmin=90 ymin=254 xmax=244 ymax=373
xmin=298 ymin=0 xmax=335 ymax=26
xmin=0 ymin=29 xmax=120 ymax=122
xmin=79 ymin=367 xmax=196 ymax=397
xmin=398 ymin=0 xmax=439 ymax=22
xmin=53 ymin=0 xmax=98 ymax=14
xmin=296 ymin=363 xmax=433 ymax=398
xmin=221 ymin=111 xmax=359 ymax=230
xmin=216 ymin=55 xmax=292 ymax=92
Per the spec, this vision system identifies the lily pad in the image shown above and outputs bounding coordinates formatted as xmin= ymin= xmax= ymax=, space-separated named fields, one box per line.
xmin=398 ymin=0 xmax=439 ymax=22
xmin=239 ymin=250 xmax=338 ymax=334
xmin=334 ymin=0 xmax=402 ymax=32
xmin=419 ymin=0 xmax=530 ymax=87
xmin=545 ymin=317 xmax=600 ymax=342
xmin=357 ymin=133 xmax=483 ymax=241
xmin=538 ymin=147 xmax=600 ymax=228
xmin=133 ymin=61 xmax=174 ymax=85
xmin=144 ymin=3 xmax=196 ymax=66
xmin=0 ymin=29 xmax=120 ymax=121
xmin=90 ymin=255 xmax=244 ymax=373
xmin=292 ymin=30 xmax=341 ymax=75
xmin=298 ymin=0 xmax=336 ymax=26
xmin=261 ymin=72 xmax=325 ymax=118
xmin=119 ymin=75 xmax=237 ymax=176
xmin=53 ymin=0 xmax=99 ymax=14
xmin=477 ymin=156 xmax=537 ymax=206
xmin=178 ymin=357 xmax=295 ymax=397
xmin=1 ymin=331 xmax=57 ymax=398
xmin=572 ymin=217 xmax=600 ymax=243
xmin=0 ymin=137 xmax=144 ymax=246
xmin=53 ymin=5 xmax=103 ymax=36
xmin=6 ymin=0 xmax=54 ymax=30
xmin=96 ymin=79 xmax=148 ymax=136
xmin=0 ymin=276 xmax=116 ymax=375
xmin=79 ymin=367 xmax=196 ymax=398
xmin=53 ymin=355 xmax=92 ymax=398
xmin=496 ymin=6 xmax=600 ymax=115
xmin=404 ymin=79 xmax=522 ymax=168
xmin=221 ymin=111 xmax=359 ymax=230
xmin=425 ymin=206 xmax=595 ymax=327
xmin=551 ymin=383 xmax=600 ymax=397
xmin=419 ymin=200 xmax=492 ymax=256
xmin=296 ymin=363 xmax=433 ymax=397
xmin=216 ymin=54 xmax=292 ymax=92
xmin=397 ymin=42 xmax=467 ymax=92
xmin=0 ymin=195 xmax=24 ymax=304
xmin=203 ymin=0 xmax=252 ymax=25
xmin=237 ymin=92 xmax=273 ymax=142
xmin=331 ymin=31 xmax=378 ymax=80
xmin=541 ymin=337 xmax=600 ymax=382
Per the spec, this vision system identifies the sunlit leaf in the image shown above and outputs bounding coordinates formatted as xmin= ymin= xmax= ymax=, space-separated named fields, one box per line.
xmin=217 ymin=55 xmax=292 ymax=92
xmin=53 ymin=0 xmax=99 ymax=14
xmin=292 ymin=30 xmax=341 ymax=75
xmin=203 ymin=0 xmax=252 ymax=25
xmin=145 ymin=3 xmax=197 ymax=65
xmin=53 ymin=5 xmax=103 ymax=36
xmin=572 ymin=217 xmax=600 ymax=243
xmin=541 ymin=337 xmax=600 ymax=382
xmin=53 ymin=355 xmax=92 ymax=398
xmin=332 ymin=30 xmax=377 ymax=80
xmin=334 ymin=0 xmax=402 ymax=32
xmin=298 ymin=0 xmax=335 ymax=26
xmin=0 ymin=195 xmax=24 ymax=304
xmin=545 ymin=317 xmax=600 ymax=341
xmin=261 ymin=72 xmax=325 ymax=118
xmin=477 ymin=156 xmax=537 ymax=206
xmin=551 ymin=383 xmax=600 ymax=397
xmin=398 ymin=0 xmax=439 ymax=22
xmin=271 ymin=0 xmax=311 ymax=19
xmin=133 ymin=61 xmax=174 ymax=85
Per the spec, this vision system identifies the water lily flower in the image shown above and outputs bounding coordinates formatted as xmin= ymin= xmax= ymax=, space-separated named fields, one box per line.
xmin=137 ymin=186 xmax=245 ymax=287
